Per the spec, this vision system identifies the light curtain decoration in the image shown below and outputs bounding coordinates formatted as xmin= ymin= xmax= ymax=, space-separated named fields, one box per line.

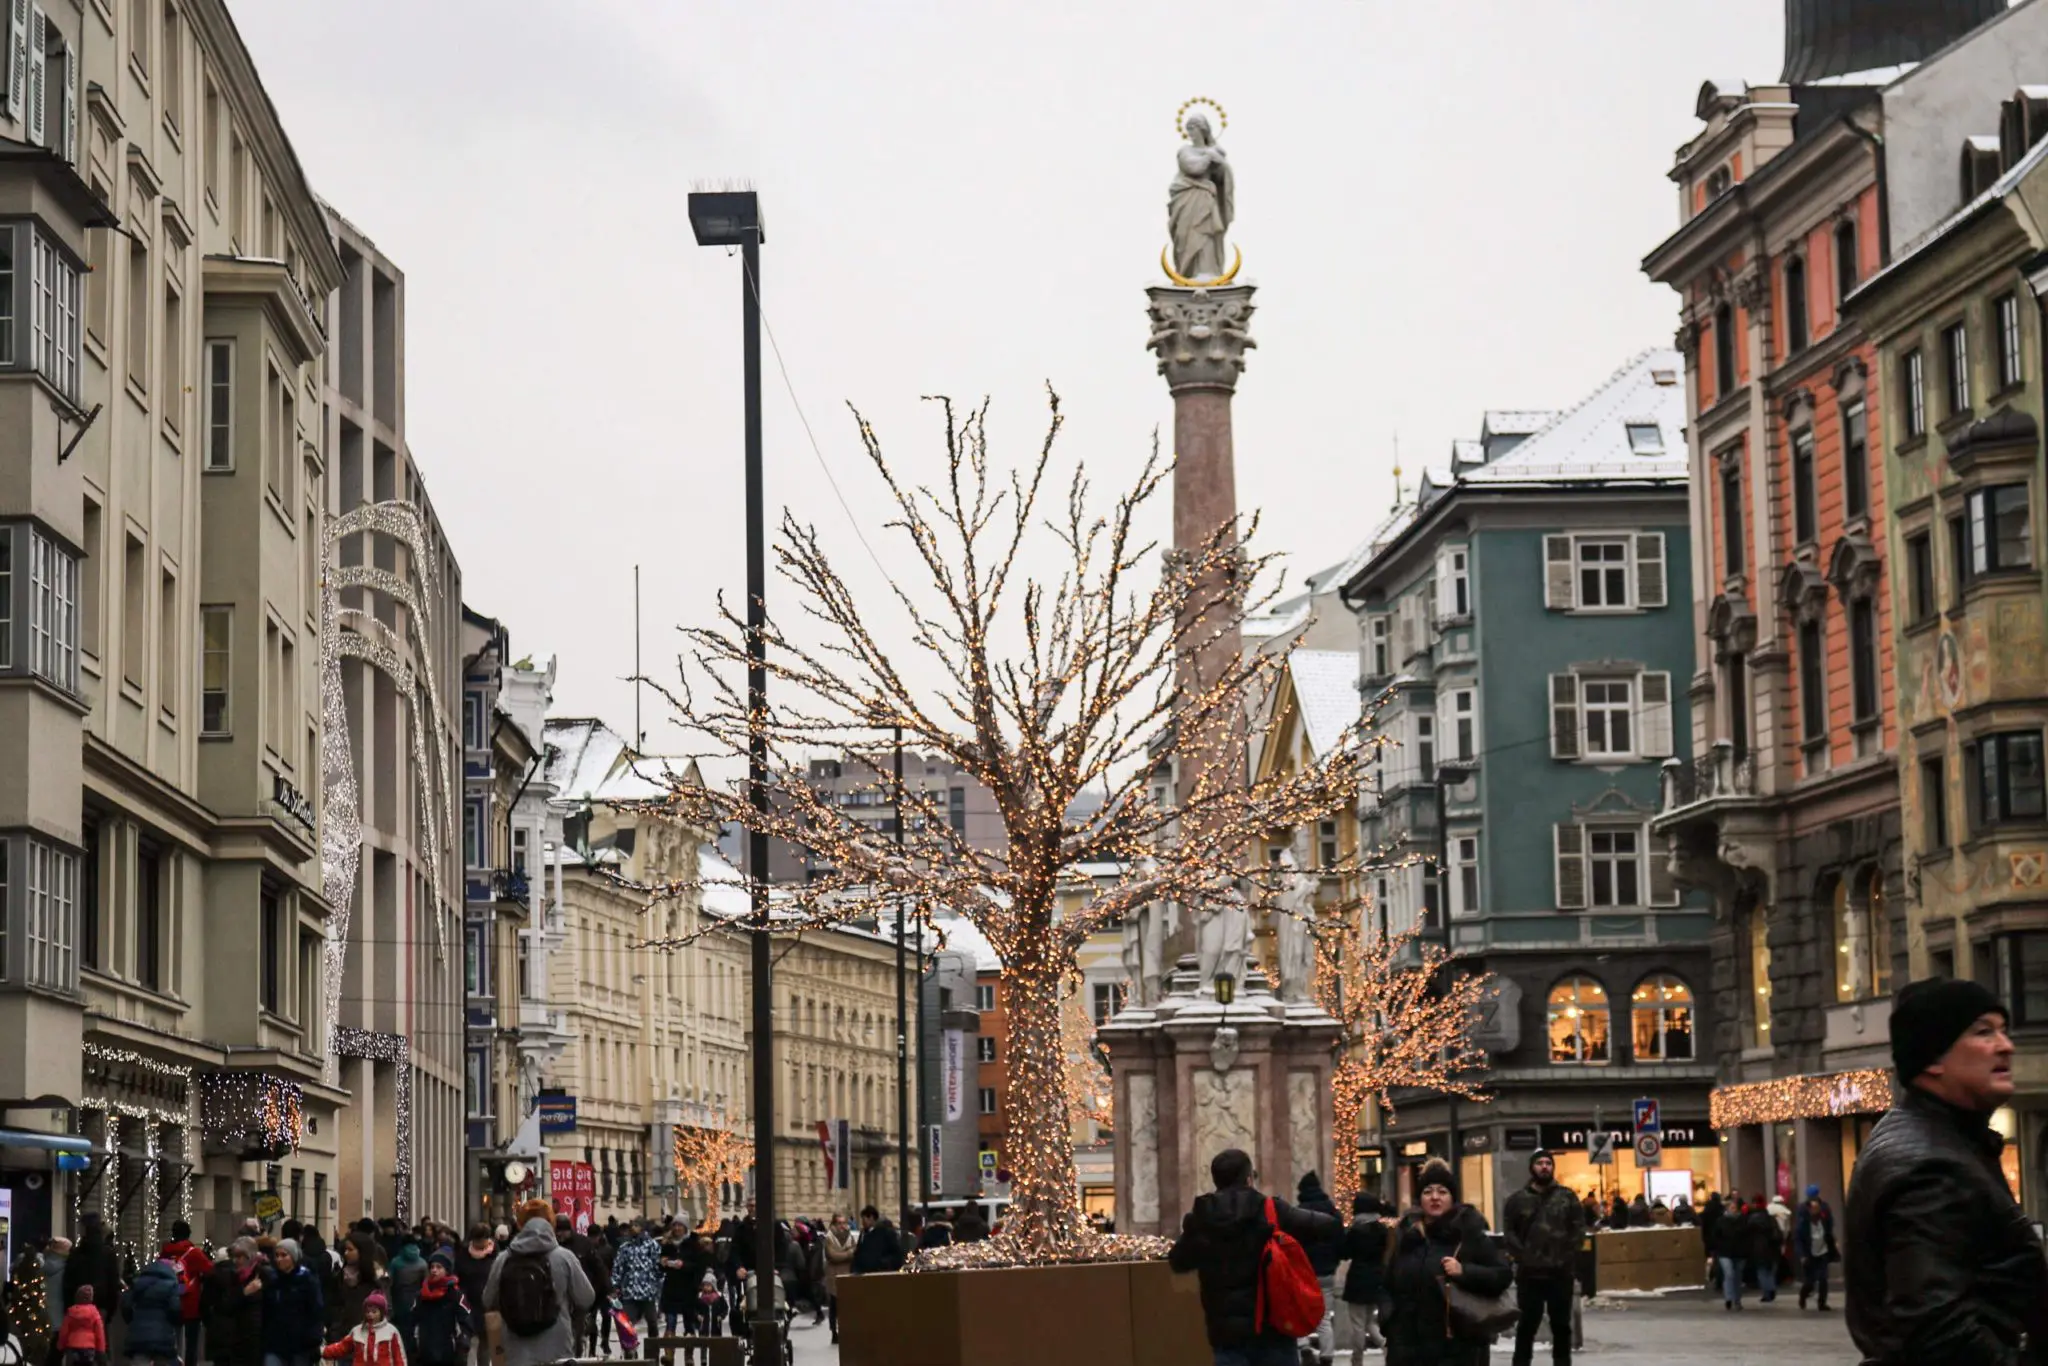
xmin=317 ymin=501 xmax=458 ymax=1081
xmin=618 ymin=392 xmax=1400 ymax=1268
xmin=333 ymin=1027 xmax=415 ymax=1223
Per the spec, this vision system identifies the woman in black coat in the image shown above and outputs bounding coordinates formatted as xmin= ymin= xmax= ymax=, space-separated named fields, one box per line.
xmin=657 ymin=1228 xmax=697 ymax=1336
xmin=1382 ymin=1165 xmax=1513 ymax=1366
xmin=201 ymin=1241 xmax=264 ymax=1366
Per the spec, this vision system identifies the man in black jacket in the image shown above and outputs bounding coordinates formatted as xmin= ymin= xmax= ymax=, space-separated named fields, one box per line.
xmin=1295 ymin=1173 xmax=1342 ymax=1366
xmin=1846 ymin=977 xmax=2048 ymax=1365
xmin=848 ymin=1207 xmax=904 ymax=1276
xmin=1338 ymin=1194 xmax=1390 ymax=1365
xmin=1168 ymin=1148 xmax=1340 ymax=1366
xmin=1502 ymin=1148 xmax=1584 ymax=1366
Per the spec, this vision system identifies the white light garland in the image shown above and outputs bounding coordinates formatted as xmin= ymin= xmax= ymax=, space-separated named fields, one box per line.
xmin=78 ymin=1044 xmax=196 ymax=1237
xmin=333 ymin=1027 xmax=413 ymax=1223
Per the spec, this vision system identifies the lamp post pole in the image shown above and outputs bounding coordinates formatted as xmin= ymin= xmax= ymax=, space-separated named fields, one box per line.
xmin=687 ymin=188 xmax=778 ymax=1364
xmin=894 ymin=728 xmax=910 ymax=1227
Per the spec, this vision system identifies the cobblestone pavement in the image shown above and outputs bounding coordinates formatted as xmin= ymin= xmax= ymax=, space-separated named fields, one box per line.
xmin=784 ymin=1289 xmax=1863 ymax=1364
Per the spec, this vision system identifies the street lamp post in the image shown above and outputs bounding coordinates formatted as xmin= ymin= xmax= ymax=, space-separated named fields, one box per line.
xmin=893 ymin=728 xmax=911 ymax=1227
xmin=687 ymin=189 xmax=779 ymax=1363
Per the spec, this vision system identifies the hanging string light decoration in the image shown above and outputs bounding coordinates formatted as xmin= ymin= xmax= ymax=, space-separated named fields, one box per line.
xmin=78 ymin=1045 xmax=197 ymax=1236
xmin=197 ymin=1072 xmax=307 ymax=1152
xmin=333 ymin=1028 xmax=414 ymax=1223
xmin=317 ymin=501 xmax=460 ymax=1082
xmin=671 ymin=1122 xmax=754 ymax=1228
xmin=1311 ymin=916 xmax=1495 ymax=1213
xmin=616 ymin=391 xmax=1403 ymax=1268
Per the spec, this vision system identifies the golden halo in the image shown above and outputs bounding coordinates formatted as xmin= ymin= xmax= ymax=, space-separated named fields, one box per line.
xmin=1176 ymin=96 xmax=1228 ymax=139
xmin=1160 ymin=244 xmax=1243 ymax=288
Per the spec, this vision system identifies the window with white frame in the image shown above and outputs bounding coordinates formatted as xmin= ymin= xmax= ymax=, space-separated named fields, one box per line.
xmin=463 ymin=691 xmax=486 ymax=750
xmin=976 ymin=1037 xmax=997 ymax=1063
xmin=1367 ymin=615 xmax=1390 ymax=678
xmin=1446 ymin=688 xmax=1475 ymax=761
xmin=510 ymin=826 xmax=529 ymax=879
xmin=200 ymin=605 xmax=229 ymax=734
xmin=978 ymin=1087 xmax=997 ymax=1116
xmin=975 ymin=983 xmax=995 ymax=1012
xmin=204 ymin=340 xmax=233 ymax=470
xmin=1544 ymin=533 xmax=1666 ymax=612
xmin=1449 ymin=833 xmax=1480 ymax=918
xmin=1091 ymin=980 xmax=1126 ymax=1024
xmin=1436 ymin=546 xmax=1470 ymax=622
xmin=0 ymin=531 xmax=10 ymax=671
xmin=25 ymin=527 xmax=78 ymax=693
xmin=0 ymin=223 xmax=83 ymax=404
xmin=1317 ymin=818 xmax=1338 ymax=869
xmin=465 ymin=1048 xmax=490 ymax=1118
xmin=22 ymin=836 xmax=78 ymax=991
xmin=1548 ymin=670 xmax=1672 ymax=762
xmin=1582 ymin=678 xmax=1634 ymax=758
xmin=1554 ymin=821 xmax=1678 ymax=910
xmin=1415 ymin=714 xmax=1435 ymax=783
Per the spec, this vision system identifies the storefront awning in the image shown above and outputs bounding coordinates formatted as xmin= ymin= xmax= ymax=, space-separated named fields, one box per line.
xmin=0 ymin=1128 xmax=94 ymax=1153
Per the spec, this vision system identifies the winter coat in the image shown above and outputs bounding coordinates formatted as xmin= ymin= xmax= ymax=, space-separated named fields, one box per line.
xmin=1845 ymin=1086 xmax=2048 ymax=1366
xmin=57 ymin=1304 xmax=107 ymax=1355
xmin=1742 ymin=1208 xmax=1782 ymax=1264
xmin=259 ymin=1263 xmax=327 ymax=1360
xmin=1501 ymin=1180 xmax=1585 ymax=1278
xmin=122 ymin=1259 xmax=186 ymax=1359
xmin=849 ymin=1223 xmax=904 ymax=1276
xmin=480 ymin=1219 xmax=594 ymax=1366
xmin=200 ymin=1261 xmax=264 ymax=1366
xmin=409 ymin=1279 xmax=469 ymax=1366
xmin=318 ymin=1320 xmax=405 ymax=1366
xmin=952 ymin=1209 xmax=990 ymax=1244
xmin=1381 ymin=1205 xmax=1512 ymax=1366
xmin=41 ymin=1252 xmax=69 ymax=1332
xmin=916 ymin=1221 xmax=954 ymax=1251
xmin=656 ymin=1238 xmax=698 ymax=1315
xmin=65 ymin=1234 xmax=121 ymax=1323
xmin=608 ymin=1235 xmax=661 ymax=1304
xmin=159 ymin=1241 xmax=212 ymax=1323
xmin=1166 ymin=1186 xmax=1340 ymax=1353
xmin=326 ymin=1263 xmax=387 ymax=1345
xmin=821 ymin=1231 xmax=856 ymax=1292
xmin=450 ymin=1245 xmax=495 ymax=1329
xmin=1295 ymin=1175 xmax=1343 ymax=1279
xmin=1794 ymin=1203 xmax=1838 ymax=1268
xmin=383 ymin=1249 xmax=427 ymax=1344
xmin=1705 ymin=1210 xmax=1746 ymax=1261
xmin=1340 ymin=1215 xmax=1391 ymax=1303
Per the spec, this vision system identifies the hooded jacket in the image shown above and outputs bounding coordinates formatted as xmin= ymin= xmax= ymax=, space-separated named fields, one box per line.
xmin=480 ymin=1219 xmax=594 ymax=1366
xmin=1339 ymin=1210 xmax=1390 ymax=1304
xmin=158 ymin=1240 xmax=213 ymax=1322
xmin=122 ymin=1258 xmax=186 ymax=1358
xmin=260 ymin=1263 xmax=327 ymax=1360
xmin=608 ymin=1233 xmax=662 ymax=1304
xmin=1167 ymin=1185 xmax=1339 ymax=1351
xmin=58 ymin=1302 xmax=107 ymax=1355
xmin=1295 ymin=1174 xmax=1343 ymax=1279
xmin=318 ymin=1318 xmax=406 ymax=1366
xmin=200 ymin=1258 xmax=264 ymax=1366
xmin=41 ymin=1249 xmax=69 ymax=1332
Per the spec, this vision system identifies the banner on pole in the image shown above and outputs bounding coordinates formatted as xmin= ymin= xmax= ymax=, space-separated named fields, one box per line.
xmin=927 ymin=1124 xmax=944 ymax=1194
xmin=943 ymin=1030 xmax=966 ymax=1122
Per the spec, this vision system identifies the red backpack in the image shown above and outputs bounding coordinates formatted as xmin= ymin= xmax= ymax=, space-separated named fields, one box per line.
xmin=1254 ymin=1197 xmax=1325 ymax=1337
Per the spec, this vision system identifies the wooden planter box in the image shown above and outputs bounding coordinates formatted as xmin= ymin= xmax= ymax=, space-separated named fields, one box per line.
xmin=837 ymin=1258 xmax=1208 ymax=1366
xmin=1591 ymin=1226 xmax=1705 ymax=1293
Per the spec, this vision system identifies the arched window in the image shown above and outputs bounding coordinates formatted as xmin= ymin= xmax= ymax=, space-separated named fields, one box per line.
xmin=1831 ymin=876 xmax=1864 ymax=1002
xmin=1547 ymin=977 xmax=1611 ymax=1065
xmin=1631 ymin=975 xmax=1695 ymax=1062
xmin=1869 ymin=869 xmax=1893 ymax=997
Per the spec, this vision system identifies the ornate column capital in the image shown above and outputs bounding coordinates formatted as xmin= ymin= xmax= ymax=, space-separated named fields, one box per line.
xmin=1146 ymin=284 xmax=1257 ymax=393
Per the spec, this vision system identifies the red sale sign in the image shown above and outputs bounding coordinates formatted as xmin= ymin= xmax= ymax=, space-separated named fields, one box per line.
xmin=548 ymin=1159 xmax=596 ymax=1232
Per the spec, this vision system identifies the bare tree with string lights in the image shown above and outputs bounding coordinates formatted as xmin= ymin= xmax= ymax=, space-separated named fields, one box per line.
xmin=1311 ymin=913 xmax=1495 ymax=1213
xmin=672 ymin=1122 xmax=755 ymax=1229
xmin=630 ymin=389 xmax=1389 ymax=1265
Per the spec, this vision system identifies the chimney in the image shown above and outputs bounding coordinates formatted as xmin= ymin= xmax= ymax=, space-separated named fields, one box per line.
xmin=1782 ymin=0 xmax=2005 ymax=83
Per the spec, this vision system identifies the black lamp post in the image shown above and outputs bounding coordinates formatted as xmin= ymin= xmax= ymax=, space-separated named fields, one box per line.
xmin=687 ymin=188 xmax=779 ymax=1362
xmin=893 ymin=727 xmax=911 ymax=1228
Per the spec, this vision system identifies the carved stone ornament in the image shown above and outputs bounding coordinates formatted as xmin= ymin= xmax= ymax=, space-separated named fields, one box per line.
xmin=1210 ymin=1025 xmax=1241 ymax=1073
xmin=1779 ymin=558 xmax=1831 ymax=623
xmin=1675 ymin=319 xmax=1703 ymax=361
xmin=1831 ymin=354 xmax=1868 ymax=394
xmin=1707 ymin=593 xmax=1759 ymax=654
xmin=1781 ymin=388 xmax=1814 ymax=424
xmin=1827 ymin=533 xmax=1882 ymax=603
xmin=1734 ymin=269 xmax=1770 ymax=311
xmin=1146 ymin=285 xmax=1257 ymax=394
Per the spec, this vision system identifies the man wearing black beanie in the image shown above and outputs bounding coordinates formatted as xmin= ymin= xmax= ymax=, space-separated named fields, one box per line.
xmin=1503 ymin=1148 xmax=1584 ymax=1366
xmin=1844 ymin=977 xmax=2046 ymax=1365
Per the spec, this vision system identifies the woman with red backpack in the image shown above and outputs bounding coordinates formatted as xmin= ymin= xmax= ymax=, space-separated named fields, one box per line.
xmin=1381 ymin=1164 xmax=1512 ymax=1366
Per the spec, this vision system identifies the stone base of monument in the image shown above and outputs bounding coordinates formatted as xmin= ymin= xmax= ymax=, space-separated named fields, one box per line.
xmin=1100 ymin=957 xmax=1343 ymax=1239
xmin=835 ymin=1259 xmax=1206 ymax=1366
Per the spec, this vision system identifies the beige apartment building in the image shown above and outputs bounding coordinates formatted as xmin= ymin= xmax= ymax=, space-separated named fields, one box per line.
xmin=544 ymin=718 xmax=752 ymax=1226
xmin=323 ymin=212 xmax=465 ymax=1228
xmin=0 ymin=0 xmax=350 ymax=1245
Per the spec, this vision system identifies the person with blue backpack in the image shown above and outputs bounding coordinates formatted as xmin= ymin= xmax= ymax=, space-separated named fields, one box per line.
xmin=1168 ymin=1148 xmax=1341 ymax=1366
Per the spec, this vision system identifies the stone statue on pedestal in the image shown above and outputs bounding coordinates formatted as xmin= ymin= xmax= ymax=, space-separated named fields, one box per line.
xmin=1273 ymin=848 xmax=1318 ymax=1004
xmin=1168 ymin=112 xmax=1234 ymax=282
xmin=1119 ymin=861 xmax=1168 ymax=1007
xmin=1195 ymin=881 xmax=1251 ymax=996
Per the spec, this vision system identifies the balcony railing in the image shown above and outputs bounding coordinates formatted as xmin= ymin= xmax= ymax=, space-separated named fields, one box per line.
xmin=1659 ymin=743 xmax=1758 ymax=815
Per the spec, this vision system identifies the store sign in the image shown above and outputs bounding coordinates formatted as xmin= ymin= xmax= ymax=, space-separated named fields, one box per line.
xmin=272 ymin=776 xmax=316 ymax=834
xmin=943 ymin=1030 xmax=966 ymax=1122
xmin=548 ymin=1160 xmax=595 ymax=1232
xmin=1542 ymin=1123 xmax=1706 ymax=1150
xmin=538 ymin=1093 xmax=578 ymax=1135
xmin=1504 ymin=1128 xmax=1542 ymax=1152
xmin=1400 ymin=1140 xmax=1431 ymax=1159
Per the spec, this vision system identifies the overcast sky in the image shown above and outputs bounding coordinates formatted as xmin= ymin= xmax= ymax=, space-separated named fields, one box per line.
xmin=233 ymin=0 xmax=1785 ymax=752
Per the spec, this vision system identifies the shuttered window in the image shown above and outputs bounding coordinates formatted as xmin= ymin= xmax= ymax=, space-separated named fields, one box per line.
xmin=1542 ymin=533 xmax=1666 ymax=612
xmin=1555 ymin=825 xmax=1587 ymax=909
xmin=1550 ymin=675 xmax=1580 ymax=759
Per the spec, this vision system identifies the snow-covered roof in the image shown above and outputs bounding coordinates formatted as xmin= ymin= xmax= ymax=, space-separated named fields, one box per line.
xmin=1451 ymin=439 xmax=1485 ymax=467
xmin=696 ymin=847 xmax=754 ymax=920
xmin=1460 ymin=349 xmax=1688 ymax=486
xmin=545 ymin=717 xmax=696 ymax=804
xmin=1483 ymin=410 xmax=1553 ymax=436
xmin=1806 ymin=63 xmax=1916 ymax=87
xmin=1289 ymin=650 xmax=1360 ymax=759
xmin=1862 ymin=131 xmax=2048 ymax=295
xmin=932 ymin=912 xmax=1002 ymax=972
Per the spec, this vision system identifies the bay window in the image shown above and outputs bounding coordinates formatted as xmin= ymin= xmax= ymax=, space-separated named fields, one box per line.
xmin=0 ymin=222 xmax=82 ymax=403
xmin=1964 ymin=484 xmax=2031 ymax=577
xmin=1968 ymin=730 xmax=2047 ymax=829
xmin=0 ymin=523 xmax=80 ymax=693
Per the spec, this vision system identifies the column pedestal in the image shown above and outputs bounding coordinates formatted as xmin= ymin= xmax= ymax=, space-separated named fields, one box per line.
xmin=1101 ymin=954 xmax=1339 ymax=1237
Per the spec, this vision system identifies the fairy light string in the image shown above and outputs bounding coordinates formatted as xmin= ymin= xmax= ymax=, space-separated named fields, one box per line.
xmin=615 ymin=391 xmax=1413 ymax=1268
xmin=672 ymin=1121 xmax=754 ymax=1228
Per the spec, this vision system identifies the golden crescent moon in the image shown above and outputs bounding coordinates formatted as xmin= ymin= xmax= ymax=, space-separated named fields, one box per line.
xmin=1159 ymin=244 xmax=1243 ymax=289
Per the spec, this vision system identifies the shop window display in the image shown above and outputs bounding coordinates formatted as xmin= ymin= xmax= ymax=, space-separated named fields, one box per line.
xmin=1631 ymin=975 xmax=1694 ymax=1061
xmin=1548 ymin=977 xmax=1611 ymax=1064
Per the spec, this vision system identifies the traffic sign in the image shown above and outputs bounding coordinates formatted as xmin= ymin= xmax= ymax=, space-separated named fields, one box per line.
xmin=1635 ymin=1132 xmax=1664 ymax=1167
xmin=1633 ymin=1098 xmax=1661 ymax=1137
xmin=1587 ymin=1131 xmax=1616 ymax=1166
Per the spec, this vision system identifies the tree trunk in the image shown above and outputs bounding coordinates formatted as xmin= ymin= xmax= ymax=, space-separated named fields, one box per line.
xmin=1000 ymin=953 xmax=1085 ymax=1253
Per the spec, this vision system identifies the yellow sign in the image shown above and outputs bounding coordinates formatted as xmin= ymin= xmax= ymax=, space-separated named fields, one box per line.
xmin=253 ymin=1191 xmax=283 ymax=1222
